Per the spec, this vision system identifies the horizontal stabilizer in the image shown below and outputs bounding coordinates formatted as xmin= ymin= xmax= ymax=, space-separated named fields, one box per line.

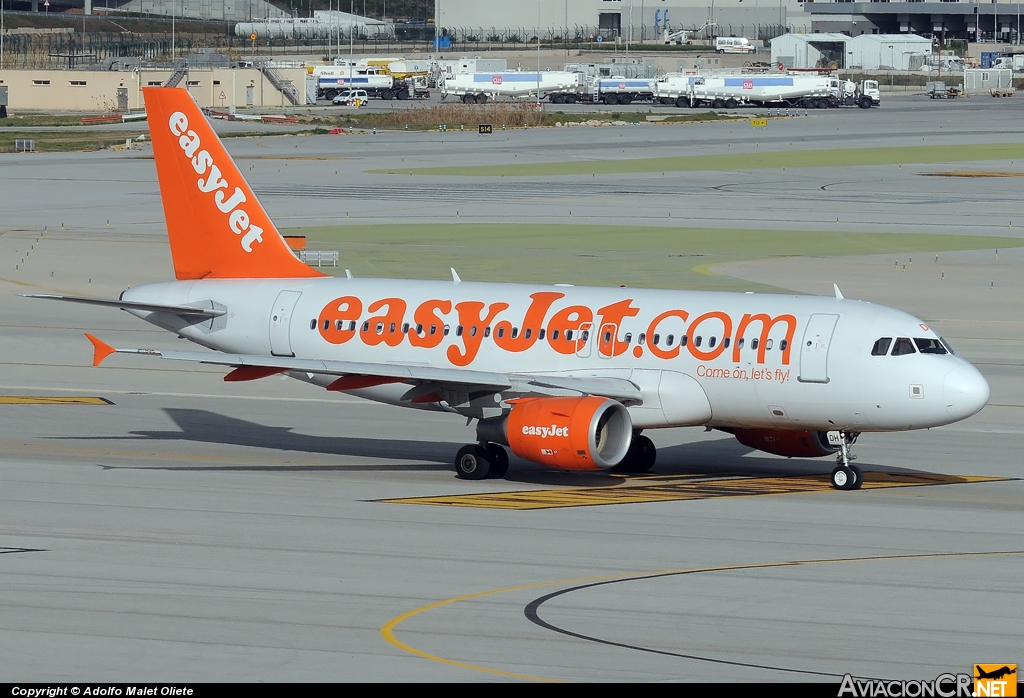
xmin=24 ymin=294 xmax=226 ymax=318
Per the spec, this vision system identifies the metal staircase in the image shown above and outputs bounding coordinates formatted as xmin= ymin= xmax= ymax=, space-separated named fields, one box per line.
xmin=165 ymin=62 xmax=188 ymax=88
xmin=258 ymin=62 xmax=301 ymax=106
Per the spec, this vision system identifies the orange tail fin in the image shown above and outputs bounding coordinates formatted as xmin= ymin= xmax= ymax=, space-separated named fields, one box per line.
xmin=142 ymin=87 xmax=325 ymax=280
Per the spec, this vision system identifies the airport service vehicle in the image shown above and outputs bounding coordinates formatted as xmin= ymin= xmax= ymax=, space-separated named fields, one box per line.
xmin=442 ymin=71 xmax=579 ymax=103
xmin=332 ymin=89 xmax=369 ymax=106
xmin=663 ymin=74 xmax=843 ymax=109
xmin=833 ymin=79 xmax=881 ymax=108
xmin=317 ymin=73 xmax=405 ymax=100
xmin=715 ymin=37 xmax=755 ymax=54
xmin=30 ymin=87 xmax=991 ymax=489
xmin=653 ymin=73 xmax=704 ymax=106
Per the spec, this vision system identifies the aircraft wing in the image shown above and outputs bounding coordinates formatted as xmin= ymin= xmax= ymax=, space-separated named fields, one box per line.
xmin=24 ymin=294 xmax=226 ymax=318
xmin=84 ymin=334 xmax=642 ymax=403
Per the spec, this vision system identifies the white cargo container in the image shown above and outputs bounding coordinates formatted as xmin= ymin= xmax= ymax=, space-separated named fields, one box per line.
xmin=441 ymin=71 xmax=579 ymax=103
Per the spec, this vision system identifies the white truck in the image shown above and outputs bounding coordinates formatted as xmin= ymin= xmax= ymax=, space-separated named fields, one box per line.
xmin=441 ymin=71 xmax=580 ymax=103
xmin=652 ymin=73 xmax=703 ymax=107
xmin=314 ymin=66 xmax=427 ymax=101
xmin=657 ymin=74 xmax=879 ymax=109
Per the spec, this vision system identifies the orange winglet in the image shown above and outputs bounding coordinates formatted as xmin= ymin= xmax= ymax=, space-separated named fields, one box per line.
xmin=85 ymin=333 xmax=117 ymax=367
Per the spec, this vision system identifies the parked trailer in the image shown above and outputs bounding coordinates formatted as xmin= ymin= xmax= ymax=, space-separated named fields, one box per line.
xmin=441 ymin=71 xmax=580 ymax=103
xmin=586 ymin=78 xmax=657 ymax=105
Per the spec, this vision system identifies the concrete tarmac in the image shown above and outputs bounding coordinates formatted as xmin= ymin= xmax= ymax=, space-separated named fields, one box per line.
xmin=1 ymin=98 xmax=1022 ymax=682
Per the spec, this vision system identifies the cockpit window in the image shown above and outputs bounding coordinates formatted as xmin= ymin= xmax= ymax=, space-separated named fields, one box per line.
xmin=891 ymin=337 xmax=916 ymax=356
xmin=914 ymin=338 xmax=947 ymax=355
xmin=871 ymin=338 xmax=892 ymax=356
xmin=940 ymin=337 xmax=955 ymax=355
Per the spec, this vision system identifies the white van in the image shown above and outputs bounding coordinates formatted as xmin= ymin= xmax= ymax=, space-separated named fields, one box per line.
xmin=715 ymin=37 xmax=755 ymax=54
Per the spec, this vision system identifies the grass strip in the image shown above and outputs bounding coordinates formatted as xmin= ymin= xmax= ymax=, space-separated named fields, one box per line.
xmin=284 ymin=223 xmax=1024 ymax=292
xmin=370 ymin=142 xmax=1024 ymax=176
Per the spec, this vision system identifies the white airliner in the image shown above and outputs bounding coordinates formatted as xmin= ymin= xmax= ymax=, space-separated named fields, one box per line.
xmin=29 ymin=87 xmax=990 ymax=489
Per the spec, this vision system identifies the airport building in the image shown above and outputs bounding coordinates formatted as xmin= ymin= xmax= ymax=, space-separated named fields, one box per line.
xmin=0 ymin=65 xmax=311 ymax=110
xmin=771 ymin=32 xmax=933 ymax=70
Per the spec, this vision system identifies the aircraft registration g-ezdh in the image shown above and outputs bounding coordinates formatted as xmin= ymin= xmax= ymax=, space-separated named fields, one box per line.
xmin=28 ymin=87 xmax=991 ymax=488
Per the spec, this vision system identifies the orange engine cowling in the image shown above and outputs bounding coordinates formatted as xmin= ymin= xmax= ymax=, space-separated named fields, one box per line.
xmin=477 ymin=396 xmax=633 ymax=471
xmin=732 ymin=428 xmax=837 ymax=458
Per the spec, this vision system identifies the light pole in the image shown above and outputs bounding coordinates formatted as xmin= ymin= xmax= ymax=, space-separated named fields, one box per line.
xmin=171 ymin=0 xmax=176 ymax=62
xmin=537 ymin=0 xmax=541 ymax=107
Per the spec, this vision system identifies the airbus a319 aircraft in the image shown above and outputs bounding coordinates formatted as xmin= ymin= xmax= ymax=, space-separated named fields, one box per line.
xmin=30 ymin=87 xmax=990 ymax=488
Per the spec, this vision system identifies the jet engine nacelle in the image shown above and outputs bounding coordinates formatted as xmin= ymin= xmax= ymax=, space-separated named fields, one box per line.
xmin=732 ymin=428 xmax=838 ymax=458
xmin=477 ymin=396 xmax=633 ymax=470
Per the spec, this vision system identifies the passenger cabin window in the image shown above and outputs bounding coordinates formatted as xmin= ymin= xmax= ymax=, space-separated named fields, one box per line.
xmin=694 ymin=336 xmax=702 ymax=348
xmin=551 ymin=329 xmax=560 ymax=341
xmin=497 ymin=327 xmax=505 ymax=338
xmin=565 ymin=330 xmax=574 ymax=341
xmin=456 ymin=325 xmax=464 ymax=337
xmin=891 ymin=337 xmax=916 ymax=356
xmin=750 ymin=338 xmax=759 ymax=350
xmin=666 ymin=334 xmax=674 ymax=346
xmin=723 ymin=337 xmax=731 ymax=349
xmin=538 ymin=329 xmax=546 ymax=340
xmin=914 ymin=338 xmax=947 ymax=355
xmin=311 ymin=319 xmax=317 ymax=330
xmin=623 ymin=332 xmax=632 ymax=344
xmin=524 ymin=328 xmax=532 ymax=339
xmin=580 ymin=330 xmax=589 ymax=342
xmin=765 ymin=339 xmax=773 ymax=350
xmin=871 ymin=338 xmax=892 ymax=356
xmin=680 ymin=335 xmax=688 ymax=347
xmin=736 ymin=337 xmax=744 ymax=349
xmin=652 ymin=334 xmax=660 ymax=346
xmin=708 ymin=337 xmax=717 ymax=348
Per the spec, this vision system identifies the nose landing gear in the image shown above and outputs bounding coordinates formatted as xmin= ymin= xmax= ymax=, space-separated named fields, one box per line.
xmin=830 ymin=431 xmax=862 ymax=490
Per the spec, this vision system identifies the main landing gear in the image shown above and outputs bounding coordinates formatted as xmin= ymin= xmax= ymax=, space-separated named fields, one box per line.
xmin=612 ymin=433 xmax=657 ymax=474
xmin=454 ymin=442 xmax=509 ymax=480
xmin=830 ymin=432 xmax=863 ymax=491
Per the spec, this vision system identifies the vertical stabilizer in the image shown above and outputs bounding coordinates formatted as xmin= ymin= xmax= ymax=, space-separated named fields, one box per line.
xmin=143 ymin=87 xmax=325 ymax=280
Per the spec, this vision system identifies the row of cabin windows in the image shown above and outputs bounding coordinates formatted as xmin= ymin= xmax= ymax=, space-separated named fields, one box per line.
xmin=310 ymin=318 xmax=787 ymax=351
xmin=871 ymin=336 xmax=951 ymax=357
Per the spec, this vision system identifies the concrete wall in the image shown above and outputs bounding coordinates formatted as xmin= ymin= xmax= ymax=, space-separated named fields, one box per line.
xmin=0 ymin=67 xmax=310 ymax=111
xmin=437 ymin=0 xmax=808 ymax=37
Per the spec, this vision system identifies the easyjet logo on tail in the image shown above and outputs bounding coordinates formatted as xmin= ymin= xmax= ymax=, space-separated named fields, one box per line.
xmin=168 ymin=111 xmax=264 ymax=253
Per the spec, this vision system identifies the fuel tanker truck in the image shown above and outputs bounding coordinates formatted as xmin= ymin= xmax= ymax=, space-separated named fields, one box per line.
xmin=441 ymin=71 xmax=579 ymax=103
xmin=656 ymin=74 xmax=880 ymax=109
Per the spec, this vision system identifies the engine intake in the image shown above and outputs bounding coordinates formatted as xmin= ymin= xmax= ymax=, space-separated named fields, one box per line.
xmin=477 ymin=396 xmax=632 ymax=470
xmin=731 ymin=428 xmax=837 ymax=458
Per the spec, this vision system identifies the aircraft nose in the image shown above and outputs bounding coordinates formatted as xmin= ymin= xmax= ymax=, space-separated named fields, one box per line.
xmin=943 ymin=364 xmax=990 ymax=421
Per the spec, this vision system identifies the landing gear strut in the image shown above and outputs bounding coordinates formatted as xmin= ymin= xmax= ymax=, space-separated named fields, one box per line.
xmin=454 ymin=442 xmax=510 ymax=480
xmin=830 ymin=431 xmax=862 ymax=490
